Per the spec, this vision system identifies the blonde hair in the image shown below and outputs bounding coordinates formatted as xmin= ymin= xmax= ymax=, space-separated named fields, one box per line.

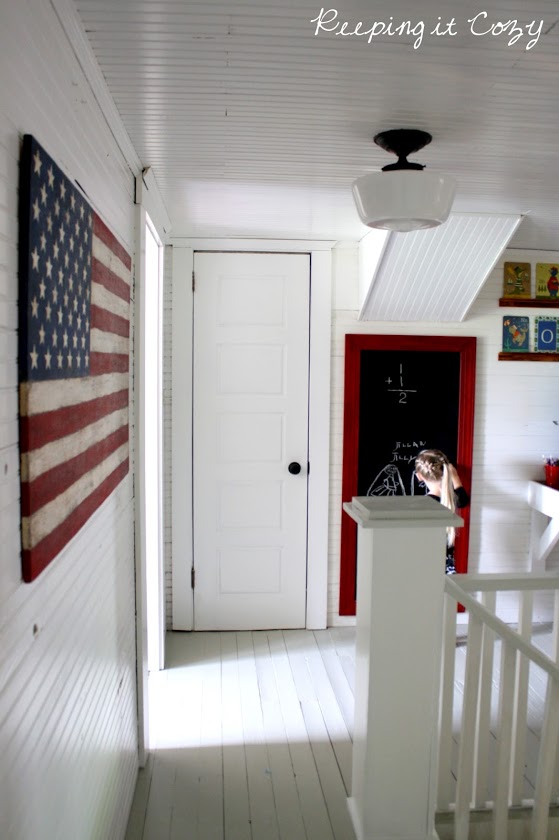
xmin=414 ymin=449 xmax=456 ymax=545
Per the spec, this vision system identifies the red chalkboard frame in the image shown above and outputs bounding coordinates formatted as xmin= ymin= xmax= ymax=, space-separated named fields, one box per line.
xmin=339 ymin=334 xmax=477 ymax=616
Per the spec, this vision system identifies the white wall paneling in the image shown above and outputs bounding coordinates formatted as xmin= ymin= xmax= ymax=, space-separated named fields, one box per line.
xmin=135 ymin=168 xmax=172 ymax=246
xmin=0 ymin=2 xmax=139 ymax=837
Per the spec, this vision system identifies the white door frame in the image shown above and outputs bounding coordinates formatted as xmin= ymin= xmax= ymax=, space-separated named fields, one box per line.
xmin=143 ymin=215 xmax=165 ymax=667
xmin=133 ymin=172 xmax=171 ymax=762
xmin=171 ymin=238 xmax=333 ymax=631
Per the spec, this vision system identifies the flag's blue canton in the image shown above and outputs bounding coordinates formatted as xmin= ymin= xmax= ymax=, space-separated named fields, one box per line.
xmin=24 ymin=138 xmax=93 ymax=382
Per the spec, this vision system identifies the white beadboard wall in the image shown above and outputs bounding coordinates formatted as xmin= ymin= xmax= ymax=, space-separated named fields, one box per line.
xmin=328 ymin=244 xmax=559 ymax=626
xmin=0 ymin=3 xmax=138 ymax=839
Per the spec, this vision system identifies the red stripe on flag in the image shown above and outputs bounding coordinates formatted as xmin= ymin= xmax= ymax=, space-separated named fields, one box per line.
xmin=89 ymin=352 xmax=129 ymax=376
xmin=92 ymin=256 xmax=130 ymax=303
xmin=22 ymin=458 xmax=130 ymax=583
xmin=90 ymin=304 xmax=130 ymax=338
xmin=20 ymin=388 xmax=129 ymax=452
xmin=20 ymin=425 xmax=129 ymax=516
xmin=93 ymin=214 xmax=132 ymax=271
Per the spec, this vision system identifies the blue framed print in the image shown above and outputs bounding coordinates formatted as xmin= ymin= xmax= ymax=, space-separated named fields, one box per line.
xmin=502 ymin=316 xmax=529 ymax=352
xmin=535 ymin=316 xmax=559 ymax=352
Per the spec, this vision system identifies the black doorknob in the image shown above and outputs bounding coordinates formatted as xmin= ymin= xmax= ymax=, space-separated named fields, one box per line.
xmin=288 ymin=461 xmax=302 ymax=475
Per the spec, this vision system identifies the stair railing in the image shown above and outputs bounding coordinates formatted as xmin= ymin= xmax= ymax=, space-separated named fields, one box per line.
xmin=438 ymin=573 xmax=559 ymax=840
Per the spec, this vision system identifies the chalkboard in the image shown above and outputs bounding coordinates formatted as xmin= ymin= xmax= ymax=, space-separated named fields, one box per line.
xmin=340 ymin=335 xmax=477 ymax=616
xmin=357 ymin=350 xmax=460 ymax=499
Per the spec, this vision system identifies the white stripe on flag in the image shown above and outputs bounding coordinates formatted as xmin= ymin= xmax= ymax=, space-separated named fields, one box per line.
xmin=92 ymin=236 xmax=132 ymax=286
xmin=91 ymin=281 xmax=130 ymax=320
xmin=21 ymin=407 xmax=129 ymax=481
xmin=21 ymin=442 xmax=129 ymax=549
xmin=20 ymin=372 xmax=129 ymax=415
xmin=91 ymin=328 xmax=129 ymax=355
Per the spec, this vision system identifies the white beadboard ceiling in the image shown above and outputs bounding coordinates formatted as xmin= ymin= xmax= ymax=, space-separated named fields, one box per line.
xmin=70 ymin=0 xmax=559 ymax=317
xmin=360 ymin=212 xmax=522 ymax=321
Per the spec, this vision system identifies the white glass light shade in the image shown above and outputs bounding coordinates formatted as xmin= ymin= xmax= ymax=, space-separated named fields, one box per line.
xmin=352 ymin=169 xmax=457 ymax=232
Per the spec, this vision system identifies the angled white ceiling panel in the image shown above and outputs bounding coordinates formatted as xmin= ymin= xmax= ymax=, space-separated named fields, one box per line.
xmin=359 ymin=213 xmax=522 ymax=323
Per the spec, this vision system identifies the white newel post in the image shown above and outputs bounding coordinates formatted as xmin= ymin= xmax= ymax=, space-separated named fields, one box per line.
xmin=343 ymin=496 xmax=463 ymax=840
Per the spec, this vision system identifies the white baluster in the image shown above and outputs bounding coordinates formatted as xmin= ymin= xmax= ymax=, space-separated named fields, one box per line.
xmin=532 ymin=678 xmax=559 ymax=840
xmin=551 ymin=589 xmax=559 ymax=661
xmin=455 ymin=614 xmax=483 ymax=840
xmin=438 ymin=591 xmax=458 ymax=810
xmin=493 ymin=640 xmax=517 ymax=839
xmin=511 ymin=589 xmax=533 ymax=805
xmin=474 ymin=589 xmax=496 ymax=808
xmin=551 ymin=590 xmax=559 ymax=809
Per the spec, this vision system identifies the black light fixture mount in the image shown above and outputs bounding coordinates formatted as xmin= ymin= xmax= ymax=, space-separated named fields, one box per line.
xmin=373 ymin=129 xmax=432 ymax=171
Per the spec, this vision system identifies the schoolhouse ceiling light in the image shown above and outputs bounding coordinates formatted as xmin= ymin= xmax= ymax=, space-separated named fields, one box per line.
xmin=352 ymin=129 xmax=457 ymax=233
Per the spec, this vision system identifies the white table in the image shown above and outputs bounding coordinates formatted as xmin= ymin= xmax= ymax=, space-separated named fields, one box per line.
xmin=528 ymin=480 xmax=559 ymax=572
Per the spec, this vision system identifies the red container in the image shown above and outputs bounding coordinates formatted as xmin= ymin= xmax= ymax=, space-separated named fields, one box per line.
xmin=544 ymin=464 xmax=559 ymax=489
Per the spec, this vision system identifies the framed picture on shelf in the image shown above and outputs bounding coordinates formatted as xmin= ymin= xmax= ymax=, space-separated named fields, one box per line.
xmin=503 ymin=261 xmax=531 ymax=298
xmin=536 ymin=263 xmax=559 ymax=299
xmin=502 ymin=316 xmax=529 ymax=351
xmin=535 ymin=316 xmax=559 ymax=352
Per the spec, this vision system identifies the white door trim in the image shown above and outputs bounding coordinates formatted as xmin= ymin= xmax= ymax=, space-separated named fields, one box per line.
xmin=171 ymin=246 xmax=194 ymax=631
xmin=133 ymin=204 xmax=168 ymax=762
xmin=171 ymin=240 xmax=332 ymax=630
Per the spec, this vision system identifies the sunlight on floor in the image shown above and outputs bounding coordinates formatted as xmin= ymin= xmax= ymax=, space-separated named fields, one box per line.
xmin=147 ymin=651 xmax=318 ymax=750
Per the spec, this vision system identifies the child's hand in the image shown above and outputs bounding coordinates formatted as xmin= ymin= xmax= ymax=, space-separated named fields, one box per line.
xmin=448 ymin=463 xmax=462 ymax=488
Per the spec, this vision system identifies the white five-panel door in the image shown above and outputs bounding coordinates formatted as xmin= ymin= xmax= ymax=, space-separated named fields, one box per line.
xmin=192 ymin=252 xmax=310 ymax=630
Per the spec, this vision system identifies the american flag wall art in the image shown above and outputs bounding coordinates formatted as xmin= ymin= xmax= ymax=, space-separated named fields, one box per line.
xmin=18 ymin=136 xmax=131 ymax=582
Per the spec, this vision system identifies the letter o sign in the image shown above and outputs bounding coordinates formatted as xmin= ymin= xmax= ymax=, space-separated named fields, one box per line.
xmin=541 ymin=328 xmax=554 ymax=346
xmin=536 ymin=319 xmax=558 ymax=352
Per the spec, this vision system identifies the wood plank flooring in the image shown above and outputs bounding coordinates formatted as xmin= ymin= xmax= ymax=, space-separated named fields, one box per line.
xmin=125 ymin=629 xmax=357 ymax=840
xmin=125 ymin=625 xmax=553 ymax=840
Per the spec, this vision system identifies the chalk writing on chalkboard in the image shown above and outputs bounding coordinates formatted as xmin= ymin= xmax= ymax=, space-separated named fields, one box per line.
xmin=366 ymin=439 xmax=427 ymax=496
xmin=385 ymin=363 xmax=417 ymax=404
xmin=391 ymin=440 xmax=427 ymax=463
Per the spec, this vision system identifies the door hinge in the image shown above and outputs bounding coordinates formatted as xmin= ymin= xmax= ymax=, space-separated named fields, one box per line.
xmin=191 ymin=567 xmax=195 ymax=589
xmin=192 ymin=270 xmax=196 ymax=292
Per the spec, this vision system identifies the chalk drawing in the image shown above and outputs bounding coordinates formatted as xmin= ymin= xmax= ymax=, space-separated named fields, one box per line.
xmin=367 ymin=464 xmax=406 ymax=496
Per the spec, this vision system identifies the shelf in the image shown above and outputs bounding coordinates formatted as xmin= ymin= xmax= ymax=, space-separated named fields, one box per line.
xmin=499 ymin=298 xmax=559 ymax=308
xmin=498 ymin=352 xmax=559 ymax=362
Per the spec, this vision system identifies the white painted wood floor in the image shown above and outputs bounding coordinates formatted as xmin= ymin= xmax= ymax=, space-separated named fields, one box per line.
xmin=125 ymin=629 xmax=357 ymax=840
xmin=125 ymin=625 xmax=552 ymax=840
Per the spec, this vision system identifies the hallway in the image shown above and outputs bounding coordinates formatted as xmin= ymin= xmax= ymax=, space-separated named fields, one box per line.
xmin=125 ymin=629 xmax=357 ymax=840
